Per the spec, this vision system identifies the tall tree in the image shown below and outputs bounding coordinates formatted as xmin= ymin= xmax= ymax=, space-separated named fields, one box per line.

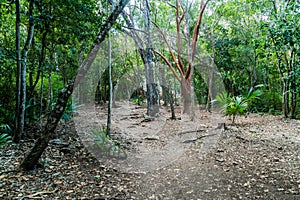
xmin=107 ymin=2 xmax=114 ymax=136
xmin=119 ymin=0 xmax=159 ymax=116
xmin=14 ymin=0 xmax=35 ymax=142
xmin=153 ymin=0 xmax=211 ymax=114
xmin=260 ymin=0 xmax=300 ymax=118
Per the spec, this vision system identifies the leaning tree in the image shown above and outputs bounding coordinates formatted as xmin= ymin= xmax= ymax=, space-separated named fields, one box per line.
xmin=20 ymin=0 xmax=130 ymax=171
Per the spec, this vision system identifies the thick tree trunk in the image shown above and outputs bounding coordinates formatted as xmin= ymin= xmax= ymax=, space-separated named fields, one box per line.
xmin=181 ymin=77 xmax=191 ymax=114
xmin=146 ymin=82 xmax=159 ymax=116
xmin=144 ymin=0 xmax=158 ymax=116
xmin=20 ymin=0 xmax=130 ymax=171
xmin=20 ymin=81 xmax=74 ymax=170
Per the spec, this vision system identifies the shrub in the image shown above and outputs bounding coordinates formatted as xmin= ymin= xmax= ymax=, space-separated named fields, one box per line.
xmin=92 ymin=126 xmax=127 ymax=158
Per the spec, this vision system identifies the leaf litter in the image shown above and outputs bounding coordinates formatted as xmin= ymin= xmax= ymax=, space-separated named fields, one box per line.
xmin=0 ymin=104 xmax=299 ymax=199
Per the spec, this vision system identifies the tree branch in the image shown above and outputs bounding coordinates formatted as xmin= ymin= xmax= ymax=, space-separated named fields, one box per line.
xmin=153 ymin=50 xmax=181 ymax=81
xmin=187 ymin=0 xmax=210 ymax=80
xmin=152 ymin=21 xmax=184 ymax=76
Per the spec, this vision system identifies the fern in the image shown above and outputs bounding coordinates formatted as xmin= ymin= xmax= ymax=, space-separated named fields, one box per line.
xmin=0 ymin=133 xmax=12 ymax=147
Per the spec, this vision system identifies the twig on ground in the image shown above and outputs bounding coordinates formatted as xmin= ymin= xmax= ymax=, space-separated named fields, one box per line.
xmin=178 ymin=129 xmax=206 ymax=136
xmin=21 ymin=189 xmax=59 ymax=199
xmin=182 ymin=133 xmax=217 ymax=143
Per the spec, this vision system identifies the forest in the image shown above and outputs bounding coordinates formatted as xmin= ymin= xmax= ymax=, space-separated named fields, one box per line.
xmin=0 ymin=0 xmax=299 ymax=199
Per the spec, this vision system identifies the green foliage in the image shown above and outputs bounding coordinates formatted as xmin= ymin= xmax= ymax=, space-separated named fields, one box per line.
xmin=255 ymin=89 xmax=282 ymax=114
xmin=60 ymin=101 xmax=79 ymax=121
xmin=194 ymin=71 xmax=208 ymax=105
xmin=0 ymin=124 xmax=12 ymax=146
xmin=215 ymin=87 xmax=262 ymax=123
xmin=246 ymin=85 xmax=264 ymax=112
xmin=92 ymin=126 xmax=127 ymax=159
xmin=215 ymin=92 xmax=247 ymax=123
xmin=0 ymin=133 xmax=12 ymax=147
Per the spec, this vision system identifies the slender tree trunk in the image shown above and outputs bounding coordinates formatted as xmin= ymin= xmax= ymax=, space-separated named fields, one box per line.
xmin=290 ymin=51 xmax=296 ymax=119
xmin=48 ymin=48 xmax=54 ymax=109
xmin=14 ymin=0 xmax=21 ymax=143
xmin=169 ymin=87 xmax=176 ymax=120
xmin=39 ymin=68 xmax=44 ymax=127
xmin=159 ymin=65 xmax=168 ymax=106
xmin=283 ymin=80 xmax=289 ymax=118
xmin=112 ymin=80 xmax=119 ymax=107
xmin=15 ymin=0 xmax=35 ymax=142
xmin=206 ymin=70 xmax=214 ymax=112
xmin=107 ymin=31 xmax=113 ymax=136
xmin=20 ymin=0 xmax=130 ymax=171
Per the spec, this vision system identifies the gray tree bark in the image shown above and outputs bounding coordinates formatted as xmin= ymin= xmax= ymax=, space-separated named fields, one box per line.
xmin=120 ymin=0 xmax=159 ymax=116
xmin=14 ymin=0 xmax=35 ymax=143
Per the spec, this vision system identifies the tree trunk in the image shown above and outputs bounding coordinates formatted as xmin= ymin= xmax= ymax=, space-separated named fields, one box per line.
xmin=20 ymin=81 xmax=74 ymax=170
xmin=181 ymin=77 xmax=191 ymax=114
xmin=169 ymin=87 xmax=176 ymax=120
xmin=48 ymin=48 xmax=54 ymax=109
xmin=159 ymin=65 xmax=168 ymax=106
xmin=14 ymin=0 xmax=21 ymax=143
xmin=290 ymin=51 xmax=296 ymax=119
xmin=20 ymin=0 xmax=130 ymax=170
xmin=121 ymin=0 xmax=159 ymax=116
xmin=112 ymin=80 xmax=119 ymax=107
xmin=206 ymin=70 xmax=214 ymax=112
xmin=107 ymin=31 xmax=113 ymax=136
xmin=14 ymin=0 xmax=35 ymax=142
xmin=282 ymin=80 xmax=289 ymax=118
xmin=144 ymin=0 xmax=158 ymax=116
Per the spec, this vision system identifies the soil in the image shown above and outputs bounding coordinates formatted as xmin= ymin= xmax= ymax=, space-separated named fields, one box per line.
xmin=0 ymin=101 xmax=299 ymax=199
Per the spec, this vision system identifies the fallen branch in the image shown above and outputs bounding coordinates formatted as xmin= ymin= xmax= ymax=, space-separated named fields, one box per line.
xmin=21 ymin=189 xmax=58 ymax=199
xmin=182 ymin=133 xmax=217 ymax=143
xmin=178 ymin=129 xmax=206 ymax=136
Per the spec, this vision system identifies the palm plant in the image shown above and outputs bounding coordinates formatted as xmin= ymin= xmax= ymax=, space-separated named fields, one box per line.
xmin=215 ymin=88 xmax=262 ymax=124
xmin=216 ymin=93 xmax=247 ymax=123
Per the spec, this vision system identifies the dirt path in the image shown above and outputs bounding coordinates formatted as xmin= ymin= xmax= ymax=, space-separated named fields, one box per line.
xmin=1 ymin=101 xmax=299 ymax=199
xmin=73 ymin=101 xmax=300 ymax=199
xmin=73 ymin=102 xmax=223 ymax=172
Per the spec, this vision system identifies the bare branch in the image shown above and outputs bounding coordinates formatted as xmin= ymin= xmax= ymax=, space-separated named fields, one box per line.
xmin=154 ymin=50 xmax=181 ymax=81
xmin=175 ymin=0 xmax=185 ymax=74
xmin=186 ymin=0 xmax=210 ymax=80
xmin=152 ymin=21 xmax=184 ymax=76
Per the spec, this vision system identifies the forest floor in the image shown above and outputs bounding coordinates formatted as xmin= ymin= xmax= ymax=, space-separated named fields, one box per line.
xmin=0 ymin=101 xmax=299 ymax=199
